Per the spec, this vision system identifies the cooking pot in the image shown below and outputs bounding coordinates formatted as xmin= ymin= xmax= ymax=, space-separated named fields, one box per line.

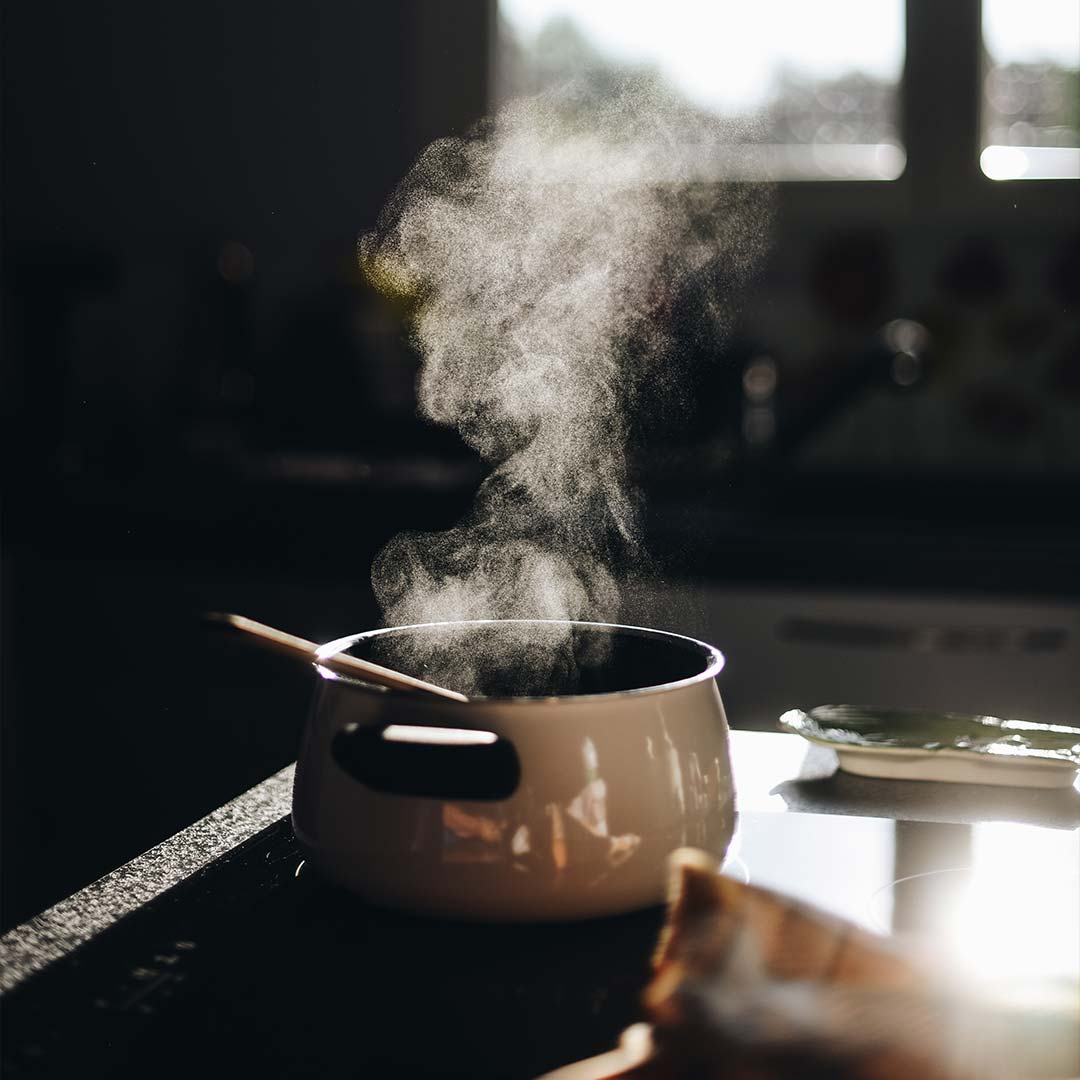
xmin=292 ymin=619 xmax=734 ymax=921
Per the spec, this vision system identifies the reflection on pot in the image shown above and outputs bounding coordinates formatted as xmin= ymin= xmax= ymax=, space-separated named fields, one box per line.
xmin=440 ymin=737 xmax=642 ymax=883
xmin=441 ymin=802 xmax=506 ymax=863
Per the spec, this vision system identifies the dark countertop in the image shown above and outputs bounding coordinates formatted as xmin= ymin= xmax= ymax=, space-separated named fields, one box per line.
xmin=2 ymin=732 xmax=1077 ymax=1079
xmin=0 ymin=765 xmax=296 ymax=995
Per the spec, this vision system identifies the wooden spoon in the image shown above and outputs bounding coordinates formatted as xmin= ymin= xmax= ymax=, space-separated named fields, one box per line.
xmin=207 ymin=613 xmax=468 ymax=702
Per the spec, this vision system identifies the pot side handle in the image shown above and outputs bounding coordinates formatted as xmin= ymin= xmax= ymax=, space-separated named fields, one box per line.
xmin=330 ymin=723 xmax=521 ymax=801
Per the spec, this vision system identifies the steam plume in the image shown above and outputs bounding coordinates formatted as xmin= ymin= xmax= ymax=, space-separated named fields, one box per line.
xmin=361 ymin=83 xmax=770 ymax=694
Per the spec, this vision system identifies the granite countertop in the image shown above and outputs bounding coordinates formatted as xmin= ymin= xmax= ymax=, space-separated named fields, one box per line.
xmin=0 ymin=765 xmax=296 ymax=995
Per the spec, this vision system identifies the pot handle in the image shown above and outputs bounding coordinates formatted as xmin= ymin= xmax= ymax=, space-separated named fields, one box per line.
xmin=330 ymin=722 xmax=521 ymax=800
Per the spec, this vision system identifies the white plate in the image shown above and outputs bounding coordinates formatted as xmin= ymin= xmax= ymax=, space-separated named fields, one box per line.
xmin=779 ymin=707 xmax=1080 ymax=789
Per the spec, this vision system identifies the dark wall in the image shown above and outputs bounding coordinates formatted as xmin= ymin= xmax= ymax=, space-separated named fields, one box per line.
xmin=1 ymin=0 xmax=491 ymax=930
xmin=2 ymin=0 xmax=487 ymax=471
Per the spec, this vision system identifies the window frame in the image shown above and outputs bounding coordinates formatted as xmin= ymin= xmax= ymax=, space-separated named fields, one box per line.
xmin=473 ymin=0 xmax=1077 ymax=225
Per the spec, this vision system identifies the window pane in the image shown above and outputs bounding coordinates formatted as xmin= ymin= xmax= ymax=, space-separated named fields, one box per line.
xmin=495 ymin=0 xmax=906 ymax=180
xmin=981 ymin=0 xmax=1080 ymax=180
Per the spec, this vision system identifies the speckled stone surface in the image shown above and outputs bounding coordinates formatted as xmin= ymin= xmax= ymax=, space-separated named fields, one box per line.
xmin=0 ymin=764 xmax=296 ymax=994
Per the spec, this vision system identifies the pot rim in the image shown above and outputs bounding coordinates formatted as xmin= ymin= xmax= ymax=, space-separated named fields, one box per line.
xmin=314 ymin=618 xmax=725 ymax=705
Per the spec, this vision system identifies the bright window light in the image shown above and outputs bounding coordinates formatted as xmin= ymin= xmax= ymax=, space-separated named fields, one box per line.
xmin=943 ymin=823 xmax=1080 ymax=986
xmin=495 ymin=0 xmax=906 ymax=180
xmin=981 ymin=0 xmax=1080 ymax=179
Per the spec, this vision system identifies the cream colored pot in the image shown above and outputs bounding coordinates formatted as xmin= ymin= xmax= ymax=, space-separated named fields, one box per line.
xmin=292 ymin=620 xmax=734 ymax=921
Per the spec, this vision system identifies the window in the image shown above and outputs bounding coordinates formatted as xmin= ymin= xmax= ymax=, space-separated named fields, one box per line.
xmin=980 ymin=0 xmax=1080 ymax=180
xmin=495 ymin=0 xmax=906 ymax=180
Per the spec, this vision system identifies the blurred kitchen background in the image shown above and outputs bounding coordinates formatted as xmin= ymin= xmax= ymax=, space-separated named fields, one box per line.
xmin=2 ymin=0 xmax=1078 ymax=929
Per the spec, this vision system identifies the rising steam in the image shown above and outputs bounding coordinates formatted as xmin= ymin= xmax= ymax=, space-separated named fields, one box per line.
xmin=361 ymin=82 xmax=770 ymax=694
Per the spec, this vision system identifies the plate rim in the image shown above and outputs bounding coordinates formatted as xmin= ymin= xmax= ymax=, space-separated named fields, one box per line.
xmin=778 ymin=715 xmax=1079 ymax=773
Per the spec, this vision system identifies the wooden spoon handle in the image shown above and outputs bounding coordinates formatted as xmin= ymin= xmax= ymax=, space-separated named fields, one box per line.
xmin=207 ymin=613 xmax=468 ymax=702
